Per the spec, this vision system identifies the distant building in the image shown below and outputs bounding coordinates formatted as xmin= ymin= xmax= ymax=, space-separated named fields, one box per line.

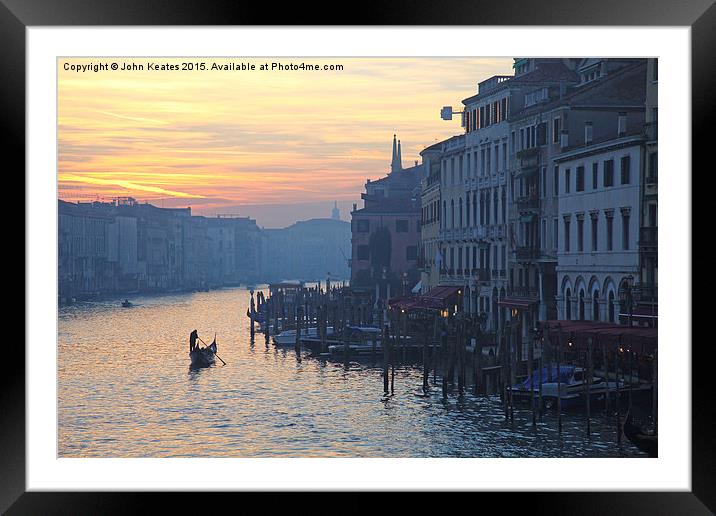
xmin=350 ymin=135 xmax=424 ymax=293
xmin=264 ymin=218 xmax=350 ymax=282
xmin=331 ymin=201 xmax=340 ymax=220
xmin=206 ymin=216 xmax=264 ymax=286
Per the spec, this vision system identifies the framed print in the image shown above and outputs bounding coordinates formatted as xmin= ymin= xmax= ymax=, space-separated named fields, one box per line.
xmin=4 ymin=0 xmax=712 ymax=512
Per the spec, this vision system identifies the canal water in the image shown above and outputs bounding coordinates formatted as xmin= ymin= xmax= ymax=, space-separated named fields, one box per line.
xmin=58 ymin=287 xmax=647 ymax=458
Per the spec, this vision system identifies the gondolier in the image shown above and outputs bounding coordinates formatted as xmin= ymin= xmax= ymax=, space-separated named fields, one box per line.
xmin=189 ymin=329 xmax=199 ymax=352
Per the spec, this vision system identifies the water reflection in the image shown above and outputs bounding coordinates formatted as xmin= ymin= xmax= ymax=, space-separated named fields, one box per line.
xmin=58 ymin=287 xmax=647 ymax=458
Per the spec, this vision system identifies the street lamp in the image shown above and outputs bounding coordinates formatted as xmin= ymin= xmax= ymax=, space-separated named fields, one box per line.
xmin=402 ymin=271 xmax=408 ymax=296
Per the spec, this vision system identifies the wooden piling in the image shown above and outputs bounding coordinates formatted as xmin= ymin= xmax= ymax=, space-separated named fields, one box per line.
xmin=586 ymin=337 xmax=592 ymax=438
xmin=652 ymin=348 xmax=658 ymax=435
xmin=529 ymin=331 xmax=535 ymax=428
xmin=556 ymin=325 xmax=563 ymax=434
xmin=382 ymin=323 xmax=389 ymax=394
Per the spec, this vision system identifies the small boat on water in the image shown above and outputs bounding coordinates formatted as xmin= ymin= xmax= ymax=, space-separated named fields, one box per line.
xmin=190 ymin=340 xmax=217 ymax=368
xmin=121 ymin=299 xmax=133 ymax=308
xmin=273 ymin=326 xmax=334 ymax=346
xmin=623 ymin=408 xmax=657 ymax=457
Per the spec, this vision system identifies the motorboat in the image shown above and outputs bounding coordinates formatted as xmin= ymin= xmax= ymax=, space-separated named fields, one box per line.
xmin=273 ymin=326 xmax=334 ymax=346
xmin=508 ymin=365 xmax=624 ymax=408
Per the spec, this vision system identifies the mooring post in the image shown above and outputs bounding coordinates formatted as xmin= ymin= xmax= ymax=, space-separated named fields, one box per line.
xmin=537 ymin=329 xmax=544 ymax=422
xmin=390 ymin=320 xmax=395 ymax=394
xmin=250 ymin=289 xmax=256 ymax=340
xmin=616 ymin=341 xmax=622 ymax=447
xmin=294 ymin=307 xmax=302 ymax=356
xmin=557 ymin=325 xmax=563 ymax=434
xmin=586 ymin=337 xmax=593 ymax=438
xmin=382 ymin=323 xmax=390 ymax=394
xmin=652 ymin=347 xmax=658 ymax=435
xmin=422 ymin=319 xmax=429 ymax=392
xmin=529 ymin=329 xmax=535 ymax=428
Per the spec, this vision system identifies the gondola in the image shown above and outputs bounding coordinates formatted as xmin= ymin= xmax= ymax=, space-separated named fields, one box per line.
xmin=189 ymin=339 xmax=217 ymax=368
xmin=623 ymin=408 xmax=657 ymax=457
xmin=121 ymin=299 xmax=132 ymax=308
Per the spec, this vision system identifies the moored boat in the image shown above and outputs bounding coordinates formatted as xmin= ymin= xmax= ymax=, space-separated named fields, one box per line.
xmin=508 ymin=365 xmax=624 ymax=408
xmin=273 ymin=326 xmax=334 ymax=346
xmin=623 ymin=408 xmax=657 ymax=457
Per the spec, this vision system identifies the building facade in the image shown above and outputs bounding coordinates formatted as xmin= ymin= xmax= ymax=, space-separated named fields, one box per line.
xmin=416 ymin=57 xmax=654 ymax=359
xmin=351 ymin=135 xmax=424 ymax=293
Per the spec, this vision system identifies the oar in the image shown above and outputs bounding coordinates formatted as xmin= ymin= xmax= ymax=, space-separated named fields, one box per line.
xmin=198 ymin=336 xmax=226 ymax=366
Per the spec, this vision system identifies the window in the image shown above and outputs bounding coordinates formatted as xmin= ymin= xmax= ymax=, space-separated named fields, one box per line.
xmin=396 ymin=219 xmax=409 ymax=233
xmin=553 ymin=218 xmax=558 ymax=251
xmin=357 ymin=245 xmax=369 ymax=260
xmin=648 ymin=152 xmax=658 ymax=183
xmin=553 ymin=165 xmax=559 ymax=197
xmin=564 ymin=218 xmax=571 ymax=252
xmin=576 ymin=166 xmax=585 ymax=192
xmin=565 ymin=168 xmax=571 ymax=194
xmin=577 ymin=217 xmax=584 ymax=252
xmin=622 ymin=211 xmax=630 ymax=250
xmin=357 ymin=219 xmax=369 ymax=233
xmin=592 ymin=163 xmax=598 ymax=189
xmin=603 ymin=159 xmax=614 ymax=187
xmin=537 ymin=122 xmax=547 ymax=146
xmin=620 ymin=155 xmax=631 ymax=184
xmin=406 ymin=245 xmax=417 ymax=261
xmin=553 ymin=117 xmax=560 ymax=143
xmin=606 ymin=214 xmax=614 ymax=251
xmin=541 ymin=167 xmax=547 ymax=198
xmin=591 ymin=214 xmax=598 ymax=251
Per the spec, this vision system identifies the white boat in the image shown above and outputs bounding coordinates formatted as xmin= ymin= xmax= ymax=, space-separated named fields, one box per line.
xmin=508 ymin=365 xmax=625 ymax=408
xmin=273 ymin=326 xmax=334 ymax=346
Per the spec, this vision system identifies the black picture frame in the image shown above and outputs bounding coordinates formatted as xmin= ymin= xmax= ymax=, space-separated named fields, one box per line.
xmin=4 ymin=0 xmax=710 ymax=512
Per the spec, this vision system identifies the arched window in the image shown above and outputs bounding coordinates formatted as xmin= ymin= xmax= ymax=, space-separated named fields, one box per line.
xmin=565 ymin=288 xmax=572 ymax=319
xmin=593 ymin=290 xmax=600 ymax=321
xmin=608 ymin=291 xmax=615 ymax=322
xmin=459 ymin=198 xmax=463 ymax=228
xmin=466 ymin=195 xmax=471 ymax=227
xmin=579 ymin=289 xmax=585 ymax=320
xmin=451 ymin=199 xmax=455 ymax=228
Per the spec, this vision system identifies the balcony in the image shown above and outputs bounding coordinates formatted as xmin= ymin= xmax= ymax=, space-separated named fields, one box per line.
xmin=515 ymin=246 xmax=540 ymax=261
xmin=515 ymin=194 xmax=540 ymax=211
xmin=639 ymin=227 xmax=658 ymax=249
xmin=471 ymin=268 xmax=491 ymax=283
xmin=507 ymin=286 xmax=540 ymax=300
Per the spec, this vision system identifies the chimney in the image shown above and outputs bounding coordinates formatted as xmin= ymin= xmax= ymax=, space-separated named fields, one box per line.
xmin=584 ymin=121 xmax=593 ymax=145
xmin=560 ymin=130 xmax=569 ymax=148
xmin=352 ymin=203 xmax=357 ymax=212
xmin=618 ymin=112 xmax=627 ymax=137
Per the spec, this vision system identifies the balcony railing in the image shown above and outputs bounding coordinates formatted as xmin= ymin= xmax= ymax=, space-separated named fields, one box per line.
xmin=515 ymin=195 xmax=540 ymax=210
xmin=639 ymin=227 xmax=658 ymax=247
xmin=507 ymin=286 xmax=540 ymax=300
xmin=515 ymin=246 xmax=540 ymax=261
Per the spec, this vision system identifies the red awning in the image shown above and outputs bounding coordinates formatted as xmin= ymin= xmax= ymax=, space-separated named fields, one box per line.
xmin=419 ymin=286 xmax=460 ymax=309
xmin=539 ymin=320 xmax=657 ymax=353
xmin=497 ymin=297 xmax=535 ymax=309
xmin=388 ymin=287 xmax=460 ymax=311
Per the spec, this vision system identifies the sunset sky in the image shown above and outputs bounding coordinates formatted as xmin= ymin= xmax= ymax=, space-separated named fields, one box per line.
xmin=58 ymin=57 xmax=513 ymax=227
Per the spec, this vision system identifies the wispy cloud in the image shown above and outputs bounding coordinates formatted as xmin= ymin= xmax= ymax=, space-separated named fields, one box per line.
xmin=59 ymin=57 xmax=513 ymax=218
